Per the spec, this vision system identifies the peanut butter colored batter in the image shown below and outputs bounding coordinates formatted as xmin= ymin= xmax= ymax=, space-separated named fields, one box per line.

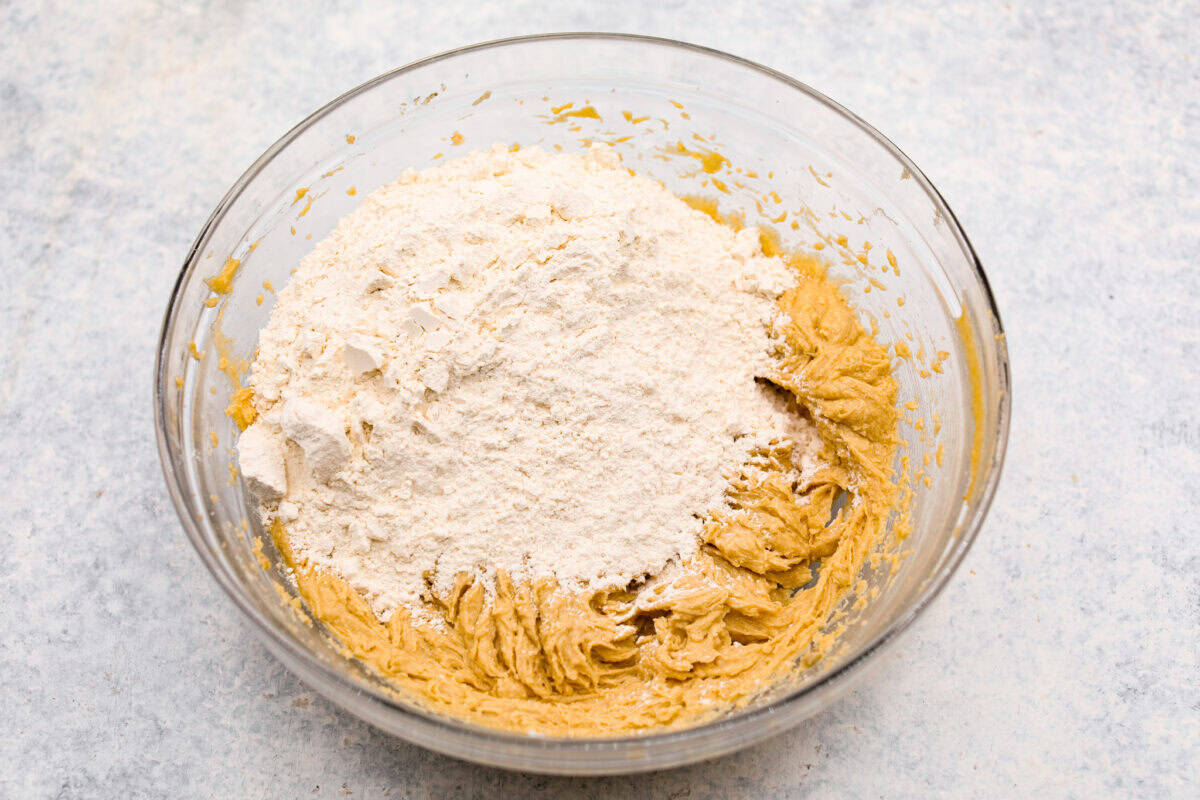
xmin=258 ymin=253 xmax=900 ymax=736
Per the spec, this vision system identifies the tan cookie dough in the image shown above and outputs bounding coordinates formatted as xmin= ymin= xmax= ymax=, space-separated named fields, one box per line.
xmin=260 ymin=254 xmax=899 ymax=736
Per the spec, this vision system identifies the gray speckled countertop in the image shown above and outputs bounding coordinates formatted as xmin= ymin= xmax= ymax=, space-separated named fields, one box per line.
xmin=2 ymin=1 xmax=1197 ymax=797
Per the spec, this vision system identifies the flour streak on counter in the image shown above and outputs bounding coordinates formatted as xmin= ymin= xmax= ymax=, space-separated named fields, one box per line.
xmin=238 ymin=144 xmax=821 ymax=624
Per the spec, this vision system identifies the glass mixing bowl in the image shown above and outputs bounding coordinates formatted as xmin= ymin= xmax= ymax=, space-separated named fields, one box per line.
xmin=155 ymin=34 xmax=1009 ymax=774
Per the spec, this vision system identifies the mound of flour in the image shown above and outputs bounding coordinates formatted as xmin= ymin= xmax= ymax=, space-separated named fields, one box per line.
xmin=239 ymin=143 xmax=821 ymax=624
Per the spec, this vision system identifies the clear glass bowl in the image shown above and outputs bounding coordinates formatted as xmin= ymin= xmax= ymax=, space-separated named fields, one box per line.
xmin=155 ymin=34 xmax=1010 ymax=774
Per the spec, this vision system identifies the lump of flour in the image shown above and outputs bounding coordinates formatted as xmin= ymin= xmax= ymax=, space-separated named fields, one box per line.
xmin=239 ymin=143 xmax=823 ymax=625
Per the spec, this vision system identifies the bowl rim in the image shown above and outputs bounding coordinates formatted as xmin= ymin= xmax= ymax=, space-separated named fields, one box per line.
xmin=154 ymin=31 xmax=1011 ymax=751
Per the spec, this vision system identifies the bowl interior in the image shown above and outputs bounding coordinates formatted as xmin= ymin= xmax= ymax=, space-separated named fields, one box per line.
xmin=156 ymin=34 xmax=1008 ymax=773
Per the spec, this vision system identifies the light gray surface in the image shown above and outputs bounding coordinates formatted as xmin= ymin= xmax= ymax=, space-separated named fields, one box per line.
xmin=2 ymin=1 xmax=1197 ymax=797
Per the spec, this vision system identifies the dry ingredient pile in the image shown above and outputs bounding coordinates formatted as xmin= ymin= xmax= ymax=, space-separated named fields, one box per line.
xmin=237 ymin=143 xmax=900 ymax=735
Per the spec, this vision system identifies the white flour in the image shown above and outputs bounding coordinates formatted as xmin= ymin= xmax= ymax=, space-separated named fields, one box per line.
xmin=239 ymin=144 xmax=822 ymax=624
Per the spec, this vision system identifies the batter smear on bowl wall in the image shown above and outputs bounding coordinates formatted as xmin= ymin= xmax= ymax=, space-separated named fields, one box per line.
xmin=235 ymin=143 xmax=900 ymax=735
